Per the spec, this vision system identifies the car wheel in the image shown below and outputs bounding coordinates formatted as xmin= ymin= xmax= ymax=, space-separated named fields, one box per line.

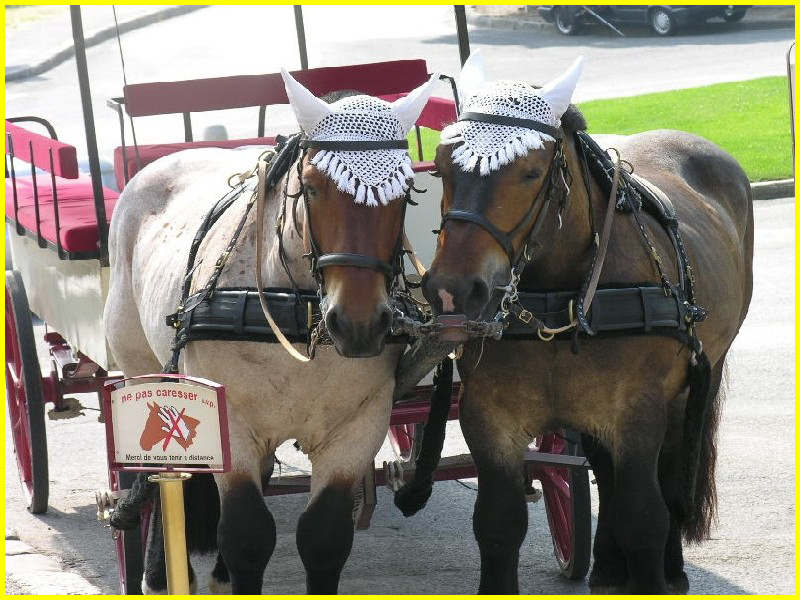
xmin=649 ymin=7 xmax=677 ymax=36
xmin=723 ymin=7 xmax=747 ymax=22
xmin=555 ymin=6 xmax=582 ymax=35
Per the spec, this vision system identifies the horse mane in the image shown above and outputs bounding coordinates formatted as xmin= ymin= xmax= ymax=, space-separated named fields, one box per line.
xmin=561 ymin=103 xmax=587 ymax=134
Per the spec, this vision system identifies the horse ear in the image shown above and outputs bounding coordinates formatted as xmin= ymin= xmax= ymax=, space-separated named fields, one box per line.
xmin=391 ymin=72 xmax=440 ymax=133
xmin=458 ymin=48 xmax=487 ymax=105
xmin=538 ymin=56 xmax=584 ymax=118
xmin=281 ymin=68 xmax=333 ymax=134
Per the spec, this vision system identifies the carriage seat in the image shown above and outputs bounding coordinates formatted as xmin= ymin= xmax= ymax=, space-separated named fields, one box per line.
xmin=5 ymin=119 xmax=119 ymax=259
xmin=109 ymin=60 xmax=458 ymax=189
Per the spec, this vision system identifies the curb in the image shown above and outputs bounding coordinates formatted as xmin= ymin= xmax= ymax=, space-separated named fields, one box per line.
xmin=5 ymin=532 xmax=102 ymax=594
xmin=751 ymin=178 xmax=794 ymax=200
xmin=467 ymin=12 xmax=550 ymax=32
xmin=5 ymin=5 xmax=207 ymax=82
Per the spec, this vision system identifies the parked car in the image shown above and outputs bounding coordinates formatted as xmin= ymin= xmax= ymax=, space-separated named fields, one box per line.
xmin=538 ymin=5 xmax=750 ymax=36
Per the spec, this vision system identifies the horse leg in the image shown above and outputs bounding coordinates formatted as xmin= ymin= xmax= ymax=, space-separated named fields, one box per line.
xmin=297 ymin=391 xmax=393 ymax=595
xmin=658 ymin=446 xmax=689 ymax=594
xmin=583 ymin=436 xmax=628 ymax=594
xmin=216 ymin=470 xmax=276 ymax=594
xmin=460 ymin=397 xmax=528 ymax=594
xmin=296 ymin=479 xmax=357 ymax=594
xmin=608 ymin=400 xmax=670 ymax=594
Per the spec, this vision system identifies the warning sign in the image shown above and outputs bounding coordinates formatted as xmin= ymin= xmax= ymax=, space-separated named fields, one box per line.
xmin=104 ymin=376 xmax=230 ymax=473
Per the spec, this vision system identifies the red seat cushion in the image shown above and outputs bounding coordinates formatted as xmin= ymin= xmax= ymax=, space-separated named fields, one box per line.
xmin=5 ymin=174 xmax=119 ymax=255
xmin=113 ymin=137 xmax=277 ymax=191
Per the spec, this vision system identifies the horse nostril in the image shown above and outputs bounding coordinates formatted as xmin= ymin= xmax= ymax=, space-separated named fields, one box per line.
xmin=376 ymin=305 xmax=392 ymax=334
xmin=325 ymin=308 xmax=342 ymax=340
xmin=462 ymin=276 xmax=490 ymax=318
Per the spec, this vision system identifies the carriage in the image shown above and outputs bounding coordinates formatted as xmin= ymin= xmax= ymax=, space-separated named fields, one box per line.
xmin=5 ymin=6 xmax=593 ymax=595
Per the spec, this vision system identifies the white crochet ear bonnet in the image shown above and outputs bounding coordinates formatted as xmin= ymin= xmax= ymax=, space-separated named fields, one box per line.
xmin=281 ymin=69 xmax=439 ymax=206
xmin=441 ymin=51 xmax=584 ymax=176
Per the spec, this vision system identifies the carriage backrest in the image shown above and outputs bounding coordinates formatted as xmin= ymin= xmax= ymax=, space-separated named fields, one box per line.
xmin=110 ymin=59 xmax=455 ymax=189
xmin=117 ymin=59 xmax=434 ymax=135
xmin=5 ymin=118 xmax=80 ymax=179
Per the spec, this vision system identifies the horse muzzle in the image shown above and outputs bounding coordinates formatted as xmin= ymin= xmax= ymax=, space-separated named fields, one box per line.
xmin=421 ymin=271 xmax=491 ymax=322
xmin=324 ymin=303 xmax=392 ymax=358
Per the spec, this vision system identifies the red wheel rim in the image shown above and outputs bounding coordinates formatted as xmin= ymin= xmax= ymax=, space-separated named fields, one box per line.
xmin=535 ymin=433 xmax=574 ymax=568
xmin=388 ymin=424 xmax=415 ymax=460
xmin=5 ymin=286 xmax=36 ymax=502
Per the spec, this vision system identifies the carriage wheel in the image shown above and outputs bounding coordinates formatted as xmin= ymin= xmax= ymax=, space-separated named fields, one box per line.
xmin=111 ymin=470 xmax=148 ymax=595
xmin=388 ymin=422 xmax=425 ymax=461
xmin=5 ymin=270 xmax=49 ymax=513
xmin=534 ymin=430 xmax=591 ymax=580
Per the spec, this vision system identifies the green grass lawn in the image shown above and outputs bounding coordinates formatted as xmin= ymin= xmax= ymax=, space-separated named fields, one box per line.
xmin=580 ymin=77 xmax=792 ymax=181
xmin=411 ymin=77 xmax=792 ymax=181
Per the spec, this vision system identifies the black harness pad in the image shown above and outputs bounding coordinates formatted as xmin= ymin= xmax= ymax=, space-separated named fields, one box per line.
xmin=178 ymin=288 xmax=422 ymax=346
xmin=503 ymin=284 xmax=687 ymax=340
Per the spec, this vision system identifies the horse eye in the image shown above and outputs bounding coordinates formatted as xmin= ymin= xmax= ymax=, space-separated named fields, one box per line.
xmin=525 ymin=170 xmax=542 ymax=180
xmin=304 ymin=185 xmax=318 ymax=198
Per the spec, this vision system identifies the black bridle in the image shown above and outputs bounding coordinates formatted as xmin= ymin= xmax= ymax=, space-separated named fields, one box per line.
xmin=439 ymin=112 xmax=569 ymax=273
xmin=296 ymin=138 xmax=411 ymax=290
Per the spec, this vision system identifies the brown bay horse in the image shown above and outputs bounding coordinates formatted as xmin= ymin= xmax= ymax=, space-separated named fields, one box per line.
xmin=421 ymin=53 xmax=753 ymax=593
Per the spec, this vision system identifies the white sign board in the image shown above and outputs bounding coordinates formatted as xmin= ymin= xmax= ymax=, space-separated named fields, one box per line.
xmin=104 ymin=376 xmax=230 ymax=473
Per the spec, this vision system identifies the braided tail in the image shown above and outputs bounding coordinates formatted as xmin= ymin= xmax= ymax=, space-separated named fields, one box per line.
xmin=393 ymin=359 xmax=454 ymax=517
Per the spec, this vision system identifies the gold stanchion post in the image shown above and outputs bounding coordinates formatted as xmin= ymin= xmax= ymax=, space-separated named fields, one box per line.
xmin=149 ymin=472 xmax=192 ymax=594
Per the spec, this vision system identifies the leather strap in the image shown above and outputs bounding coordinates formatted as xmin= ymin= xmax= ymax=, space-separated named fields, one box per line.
xmin=582 ymin=147 xmax=622 ymax=316
xmin=255 ymin=158 xmax=311 ymax=363
xmin=458 ymin=112 xmax=562 ymax=139
xmin=440 ymin=209 xmax=516 ymax=261
xmin=299 ymin=139 xmax=409 ymax=151
xmin=315 ymin=253 xmax=395 ymax=279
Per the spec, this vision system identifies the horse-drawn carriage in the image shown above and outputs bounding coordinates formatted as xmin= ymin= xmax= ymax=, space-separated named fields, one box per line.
xmin=5 ymin=10 xmax=595 ymax=594
xmin=6 ymin=6 xmax=753 ymax=595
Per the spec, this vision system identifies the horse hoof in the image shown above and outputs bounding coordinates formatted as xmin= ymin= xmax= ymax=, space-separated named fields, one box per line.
xmin=589 ymin=571 xmax=628 ymax=595
xmin=589 ymin=584 xmax=628 ymax=595
xmin=209 ymin=575 xmax=232 ymax=595
xmin=667 ymin=573 xmax=690 ymax=594
xmin=142 ymin=578 xmax=197 ymax=595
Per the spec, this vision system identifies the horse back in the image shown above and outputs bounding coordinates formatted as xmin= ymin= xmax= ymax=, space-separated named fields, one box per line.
xmin=606 ymin=130 xmax=754 ymax=356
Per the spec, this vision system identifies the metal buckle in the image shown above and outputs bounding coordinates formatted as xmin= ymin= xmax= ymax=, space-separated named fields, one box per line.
xmin=215 ymin=251 xmax=230 ymax=269
xmin=518 ymin=308 xmax=534 ymax=324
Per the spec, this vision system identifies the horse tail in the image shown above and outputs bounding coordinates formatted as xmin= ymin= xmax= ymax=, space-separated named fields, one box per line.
xmin=184 ymin=473 xmax=221 ymax=552
xmin=393 ymin=358 xmax=454 ymax=517
xmin=681 ymin=351 xmax=726 ymax=544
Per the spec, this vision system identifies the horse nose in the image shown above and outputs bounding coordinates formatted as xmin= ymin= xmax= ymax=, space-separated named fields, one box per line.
xmin=325 ymin=303 xmax=392 ymax=358
xmin=423 ymin=272 xmax=490 ymax=319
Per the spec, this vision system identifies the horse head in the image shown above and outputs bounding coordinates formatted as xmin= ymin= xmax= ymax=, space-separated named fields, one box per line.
xmin=423 ymin=52 xmax=584 ymax=326
xmin=282 ymin=69 xmax=438 ymax=357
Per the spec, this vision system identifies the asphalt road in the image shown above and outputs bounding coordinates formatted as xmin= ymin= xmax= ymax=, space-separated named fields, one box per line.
xmin=4 ymin=7 xmax=795 ymax=595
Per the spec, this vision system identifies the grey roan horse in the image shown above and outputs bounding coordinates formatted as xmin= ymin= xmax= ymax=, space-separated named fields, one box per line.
xmin=104 ymin=70 xmax=438 ymax=593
